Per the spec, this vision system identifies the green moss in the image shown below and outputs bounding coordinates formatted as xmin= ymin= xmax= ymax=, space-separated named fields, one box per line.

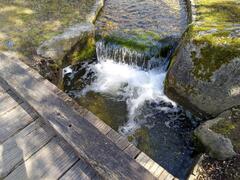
xmin=191 ymin=37 xmax=240 ymax=81
xmin=72 ymin=37 xmax=96 ymax=63
xmin=48 ymin=63 xmax=60 ymax=71
xmin=133 ymin=127 xmax=153 ymax=156
xmin=185 ymin=0 xmax=240 ymax=81
xmin=101 ymin=30 xmax=163 ymax=52
xmin=104 ymin=34 xmax=151 ymax=52
xmin=211 ymin=119 xmax=236 ymax=135
xmin=128 ymin=135 xmax=134 ymax=142
xmin=77 ymin=92 xmax=128 ymax=131
xmin=210 ymin=107 xmax=240 ymax=153
xmin=196 ymin=0 xmax=240 ymax=24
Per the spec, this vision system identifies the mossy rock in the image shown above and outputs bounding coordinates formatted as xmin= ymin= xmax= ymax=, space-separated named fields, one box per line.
xmin=165 ymin=0 xmax=240 ymax=117
xmin=65 ymin=36 xmax=96 ymax=66
xmin=77 ymin=91 xmax=128 ymax=130
xmin=37 ymin=22 xmax=95 ymax=67
xmin=211 ymin=106 xmax=240 ymax=153
xmin=98 ymin=30 xmax=178 ymax=58
xmin=132 ymin=127 xmax=153 ymax=157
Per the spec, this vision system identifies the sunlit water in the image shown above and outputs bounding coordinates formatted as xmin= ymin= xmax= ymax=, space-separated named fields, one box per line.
xmin=95 ymin=0 xmax=188 ymax=37
xmin=81 ymin=59 xmax=176 ymax=134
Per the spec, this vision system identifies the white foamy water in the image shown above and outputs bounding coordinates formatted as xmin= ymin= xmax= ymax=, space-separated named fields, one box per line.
xmin=81 ymin=59 xmax=177 ymax=134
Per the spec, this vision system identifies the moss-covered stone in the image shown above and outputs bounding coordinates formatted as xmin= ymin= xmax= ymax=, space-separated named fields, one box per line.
xmin=71 ymin=37 xmax=96 ymax=64
xmin=101 ymin=30 xmax=160 ymax=52
xmin=190 ymin=25 xmax=240 ymax=81
xmin=211 ymin=107 xmax=240 ymax=153
xmin=77 ymin=91 xmax=128 ymax=131
xmin=133 ymin=127 xmax=153 ymax=157
xmin=97 ymin=30 xmax=178 ymax=68
xmin=165 ymin=0 xmax=240 ymax=117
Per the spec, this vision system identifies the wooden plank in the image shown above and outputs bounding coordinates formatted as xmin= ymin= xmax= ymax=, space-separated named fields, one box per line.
xmin=5 ymin=137 xmax=79 ymax=180
xmin=0 ymin=105 xmax=34 ymax=143
xmin=164 ymin=173 xmax=175 ymax=180
xmin=0 ymin=79 xmax=10 ymax=93
xmin=153 ymin=166 xmax=165 ymax=178
xmin=115 ymin=136 xmax=130 ymax=150
xmin=147 ymin=162 xmax=160 ymax=175
xmin=60 ymin=159 xmax=100 ymax=180
xmin=6 ymin=90 xmax=22 ymax=104
xmin=0 ymin=54 xmax=156 ymax=180
xmin=106 ymin=130 xmax=130 ymax=150
xmin=144 ymin=159 xmax=155 ymax=171
xmin=136 ymin=152 xmax=151 ymax=167
xmin=0 ymin=93 xmax=20 ymax=116
xmin=43 ymin=79 xmax=112 ymax=136
xmin=124 ymin=144 xmax=141 ymax=158
xmin=158 ymin=170 xmax=170 ymax=179
xmin=0 ymin=119 xmax=55 ymax=178
xmin=0 ymin=85 xmax=5 ymax=95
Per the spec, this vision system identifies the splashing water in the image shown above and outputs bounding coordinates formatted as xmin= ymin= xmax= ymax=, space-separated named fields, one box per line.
xmin=80 ymin=55 xmax=176 ymax=135
xmin=64 ymin=41 xmax=201 ymax=179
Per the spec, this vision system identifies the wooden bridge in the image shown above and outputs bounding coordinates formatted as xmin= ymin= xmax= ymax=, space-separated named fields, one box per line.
xmin=0 ymin=52 xmax=176 ymax=180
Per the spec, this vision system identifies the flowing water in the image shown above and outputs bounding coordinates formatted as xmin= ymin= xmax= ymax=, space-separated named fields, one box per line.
xmin=63 ymin=0 xmax=199 ymax=179
xmin=64 ymin=41 xmax=201 ymax=179
xmin=95 ymin=0 xmax=188 ymax=37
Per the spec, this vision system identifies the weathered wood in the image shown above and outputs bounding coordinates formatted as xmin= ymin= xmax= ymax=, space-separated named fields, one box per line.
xmin=0 ymin=119 xmax=55 ymax=178
xmin=144 ymin=158 xmax=155 ymax=170
xmin=124 ymin=144 xmax=141 ymax=158
xmin=164 ymin=173 xmax=175 ymax=180
xmin=0 ymin=53 xmax=156 ymax=179
xmin=136 ymin=152 xmax=170 ymax=179
xmin=0 ymin=79 xmax=10 ymax=93
xmin=0 ymin=85 xmax=5 ymax=95
xmin=5 ymin=137 xmax=79 ymax=180
xmin=136 ymin=152 xmax=151 ymax=167
xmin=5 ymin=90 xmax=22 ymax=104
xmin=106 ymin=130 xmax=130 ymax=150
xmin=153 ymin=166 xmax=165 ymax=179
xmin=60 ymin=159 xmax=100 ymax=180
xmin=0 ymin=105 xmax=34 ymax=143
xmin=0 ymin=93 xmax=20 ymax=116
xmin=147 ymin=162 xmax=160 ymax=175
xmin=158 ymin=170 xmax=170 ymax=179
xmin=43 ymin=79 xmax=112 ymax=136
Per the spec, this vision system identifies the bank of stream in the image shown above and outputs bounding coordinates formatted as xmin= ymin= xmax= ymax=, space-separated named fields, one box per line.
xmin=62 ymin=0 xmax=202 ymax=179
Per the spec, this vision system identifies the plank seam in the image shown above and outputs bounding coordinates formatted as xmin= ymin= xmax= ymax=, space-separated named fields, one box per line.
xmin=3 ymin=132 xmax=56 ymax=178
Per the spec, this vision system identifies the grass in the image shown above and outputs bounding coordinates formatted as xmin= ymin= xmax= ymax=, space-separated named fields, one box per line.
xmin=0 ymin=0 xmax=95 ymax=59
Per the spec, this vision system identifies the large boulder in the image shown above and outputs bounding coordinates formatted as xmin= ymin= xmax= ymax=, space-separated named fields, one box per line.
xmin=195 ymin=107 xmax=240 ymax=160
xmin=165 ymin=0 xmax=240 ymax=118
xmin=37 ymin=23 xmax=95 ymax=66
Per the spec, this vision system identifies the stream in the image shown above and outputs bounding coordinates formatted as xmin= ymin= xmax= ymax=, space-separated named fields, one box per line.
xmin=63 ymin=41 xmax=201 ymax=179
xmin=63 ymin=0 xmax=201 ymax=179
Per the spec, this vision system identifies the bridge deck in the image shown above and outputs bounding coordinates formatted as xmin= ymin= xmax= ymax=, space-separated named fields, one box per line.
xmin=0 ymin=52 xmax=176 ymax=180
xmin=0 ymin=81 xmax=99 ymax=179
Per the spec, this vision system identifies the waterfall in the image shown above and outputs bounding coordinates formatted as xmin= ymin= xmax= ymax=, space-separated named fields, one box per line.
xmin=96 ymin=40 xmax=168 ymax=70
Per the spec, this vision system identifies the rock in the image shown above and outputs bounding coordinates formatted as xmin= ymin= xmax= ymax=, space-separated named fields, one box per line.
xmin=165 ymin=0 xmax=240 ymax=117
xmin=194 ymin=110 xmax=237 ymax=160
xmin=37 ymin=23 xmax=95 ymax=66
xmin=86 ymin=0 xmax=105 ymax=23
